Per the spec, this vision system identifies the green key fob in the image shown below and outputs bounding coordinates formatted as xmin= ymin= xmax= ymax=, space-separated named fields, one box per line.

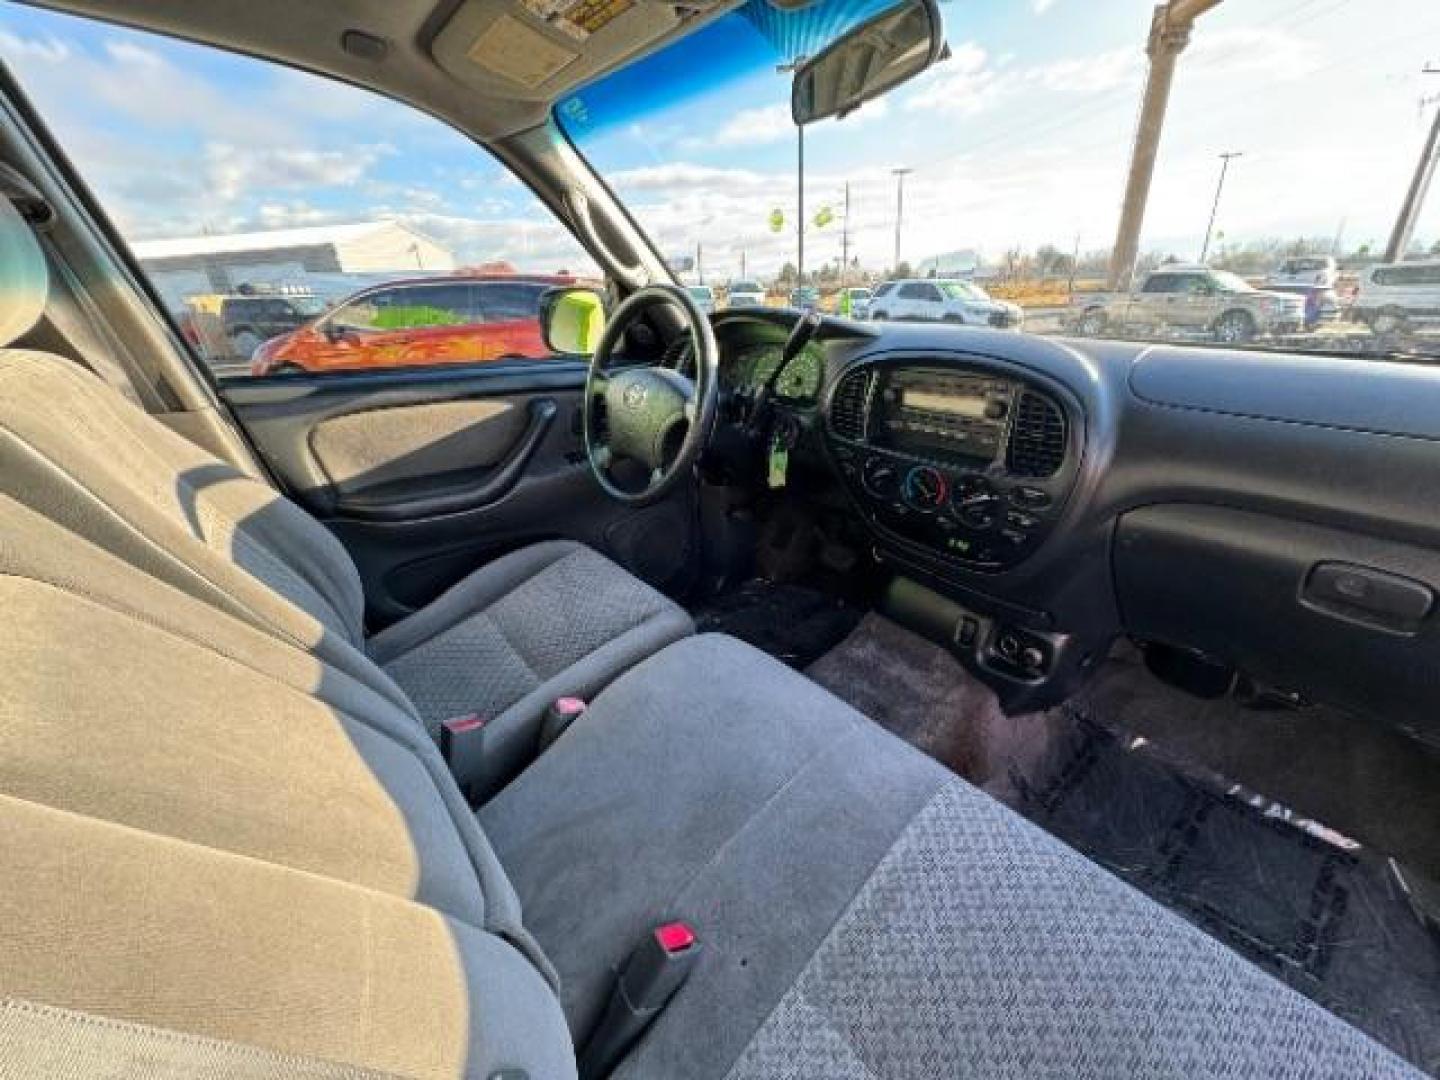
xmin=767 ymin=435 xmax=789 ymax=489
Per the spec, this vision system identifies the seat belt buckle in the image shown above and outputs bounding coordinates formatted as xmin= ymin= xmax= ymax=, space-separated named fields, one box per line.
xmin=578 ymin=921 xmax=700 ymax=1079
xmin=538 ymin=696 xmax=587 ymax=752
xmin=440 ymin=714 xmax=488 ymax=803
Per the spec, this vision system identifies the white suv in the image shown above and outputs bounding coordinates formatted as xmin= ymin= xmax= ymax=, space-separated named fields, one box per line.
xmin=727 ymin=280 xmax=766 ymax=308
xmin=1266 ymin=255 xmax=1339 ymax=288
xmin=1353 ymin=261 xmax=1440 ymax=333
xmin=870 ymin=278 xmax=1023 ymax=328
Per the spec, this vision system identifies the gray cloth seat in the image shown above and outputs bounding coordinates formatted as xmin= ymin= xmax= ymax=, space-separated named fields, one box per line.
xmin=484 ymin=634 xmax=1420 ymax=1079
xmin=371 ymin=539 xmax=693 ymax=792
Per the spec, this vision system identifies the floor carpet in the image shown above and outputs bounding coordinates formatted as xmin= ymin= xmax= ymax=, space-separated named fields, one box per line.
xmin=807 ymin=613 xmax=1440 ymax=1077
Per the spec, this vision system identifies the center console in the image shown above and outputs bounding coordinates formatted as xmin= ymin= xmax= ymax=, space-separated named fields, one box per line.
xmin=824 ymin=359 xmax=1078 ymax=571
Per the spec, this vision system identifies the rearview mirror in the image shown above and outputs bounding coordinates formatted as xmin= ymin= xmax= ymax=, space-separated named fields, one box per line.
xmin=792 ymin=0 xmax=946 ymax=126
xmin=540 ymin=287 xmax=607 ymax=357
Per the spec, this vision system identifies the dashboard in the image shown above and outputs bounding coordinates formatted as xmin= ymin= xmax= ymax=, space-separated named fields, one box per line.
xmin=694 ymin=307 xmax=1440 ymax=753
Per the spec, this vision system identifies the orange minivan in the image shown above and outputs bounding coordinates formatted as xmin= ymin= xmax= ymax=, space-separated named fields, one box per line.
xmin=250 ymin=273 xmax=575 ymax=375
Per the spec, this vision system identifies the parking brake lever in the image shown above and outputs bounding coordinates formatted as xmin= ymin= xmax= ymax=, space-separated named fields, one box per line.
xmin=748 ymin=310 xmax=823 ymax=435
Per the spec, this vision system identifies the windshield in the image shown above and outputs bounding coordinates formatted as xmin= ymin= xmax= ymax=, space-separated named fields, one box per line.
xmin=940 ymin=282 xmax=989 ymax=302
xmin=688 ymin=286 xmax=713 ymax=298
xmin=559 ymin=0 xmax=1440 ymax=357
xmin=1210 ymin=271 xmax=1253 ymax=293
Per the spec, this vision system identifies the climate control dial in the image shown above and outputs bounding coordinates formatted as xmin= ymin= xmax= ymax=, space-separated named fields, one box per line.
xmin=952 ymin=474 xmax=1001 ymax=529
xmin=902 ymin=466 xmax=948 ymax=511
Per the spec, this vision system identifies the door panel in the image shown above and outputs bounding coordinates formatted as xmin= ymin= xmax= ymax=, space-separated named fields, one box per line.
xmin=221 ymin=362 xmax=697 ymax=628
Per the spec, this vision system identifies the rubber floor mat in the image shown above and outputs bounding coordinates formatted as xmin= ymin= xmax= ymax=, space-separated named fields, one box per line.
xmin=809 ymin=614 xmax=1440 ymax=1075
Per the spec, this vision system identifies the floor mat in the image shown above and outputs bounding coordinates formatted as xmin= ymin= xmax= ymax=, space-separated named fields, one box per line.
xmin=808 ymin=613 xmax=1440 ymax=1076
xmin=692 ymin=579 xmax=861 ymax=669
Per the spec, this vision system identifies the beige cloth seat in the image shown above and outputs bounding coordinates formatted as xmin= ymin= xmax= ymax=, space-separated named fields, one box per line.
xmin=0 ymin=224 xmax=690 ymax=800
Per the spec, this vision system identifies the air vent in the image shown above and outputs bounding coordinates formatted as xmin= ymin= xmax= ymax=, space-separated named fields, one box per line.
xmin=830 ymin=369 xmax=872 ymax=441
xmin=1007 ymin=391 xmax=1066 ymax=477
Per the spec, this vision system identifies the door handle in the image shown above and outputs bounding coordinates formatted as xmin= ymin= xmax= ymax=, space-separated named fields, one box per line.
xmin=335 ymin=397 xmax=558 ymax=521
xmin=1301 ymin=561 xmax=1433 ymax=634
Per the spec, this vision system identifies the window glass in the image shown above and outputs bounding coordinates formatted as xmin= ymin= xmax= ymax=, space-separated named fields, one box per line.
xmin=0 ymin=3 xmax=596 ymax=377
xmin=480 ymin=282 xmax=552 ymax=322
xmin=898 ymin=283 xmax=929 ymax=299
xmin=1141 ymin=275 xmax=1179 ymax=294
xmin=558 ymin=0 xmax=1440 ymax=358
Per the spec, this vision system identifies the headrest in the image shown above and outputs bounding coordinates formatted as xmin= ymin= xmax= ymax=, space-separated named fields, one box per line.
xmin=0 ymin=197 xmax=48 ymax=346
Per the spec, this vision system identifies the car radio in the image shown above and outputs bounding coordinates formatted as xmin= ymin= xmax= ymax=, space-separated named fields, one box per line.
xmin=871 ymin=370 xmax=1015 ymax=466
xmin=825 ymin=361 xmax=1075 ymax=570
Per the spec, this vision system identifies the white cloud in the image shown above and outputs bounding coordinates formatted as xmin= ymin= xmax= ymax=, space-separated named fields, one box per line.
xmin=712 ymin=104 xmax=794 ymax=147
xmin=611 ymin=162 xmax=773 ymax=193
xmin=903 ymin=42 xmax=1009 ymax=116
xmin=203 ymin=143 xmax=390 ymax=202
xmin=0 ymin=29 xmax=69 ymax=63
xmin=1187 ymin=28 xmax=1323 ymax=82
xmin=1032 ymin=0 xmax=1059 ymax=12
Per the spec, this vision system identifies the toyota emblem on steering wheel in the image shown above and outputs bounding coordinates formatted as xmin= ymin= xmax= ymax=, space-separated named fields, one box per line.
xmin=623 ymin=383 xmax=648 ymax=409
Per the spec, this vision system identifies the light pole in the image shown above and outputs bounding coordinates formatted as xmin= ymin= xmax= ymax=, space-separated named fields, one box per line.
xmin=1199 ymin=151 xmax=1242 ymax=263
xmin=1384 ymin=67 xmax=1440 ymax=263
xmin=892 ymin=166 xmax=912 ymax=273
xmin=777 ymin=58 xmax=807 ymax=285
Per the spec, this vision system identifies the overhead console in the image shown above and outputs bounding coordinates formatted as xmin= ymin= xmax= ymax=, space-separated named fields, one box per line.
xmin=823 ymin=357 xmax=1081 ymax=572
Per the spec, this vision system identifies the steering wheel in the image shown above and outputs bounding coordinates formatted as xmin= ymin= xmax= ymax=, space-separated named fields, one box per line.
xmin=583 ymin=284 xmax=719 ymax=506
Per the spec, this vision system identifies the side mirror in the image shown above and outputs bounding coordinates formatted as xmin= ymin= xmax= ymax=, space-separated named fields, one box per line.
xmin=540 ymin=287 xmax=607 ymax=356
xmin=321 ymin=321 xmax=349 ymax=345
xmin=792 ymin=0 xmax=946 ymax=126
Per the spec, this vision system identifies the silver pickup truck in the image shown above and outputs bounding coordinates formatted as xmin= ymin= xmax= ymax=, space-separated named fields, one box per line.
xmin=1077 ymin=265 xmax=1307 ymax=344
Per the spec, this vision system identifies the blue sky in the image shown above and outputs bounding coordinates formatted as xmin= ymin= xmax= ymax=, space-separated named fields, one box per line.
xmin=3 ymin=0 xmax=1439 ymax=279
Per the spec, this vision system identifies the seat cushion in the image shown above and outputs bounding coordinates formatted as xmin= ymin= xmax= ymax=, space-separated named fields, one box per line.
xmin=481 ymin=634 xmax=1420 ymax=1080
xmin=370 ymin=540 xmax=693 ymax=797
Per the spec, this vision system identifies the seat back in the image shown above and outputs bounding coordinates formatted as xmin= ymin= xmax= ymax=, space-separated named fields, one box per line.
xmin=0 ymin=201 xmax=419 ymax=716
xmin=0 ymin=199 xmax=576 ymax=1077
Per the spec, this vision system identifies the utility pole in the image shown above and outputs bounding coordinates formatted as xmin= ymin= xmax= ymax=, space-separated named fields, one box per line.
xmin=1107 ymin=0 xmax=1223 ymax=289
xmin=1199 ymin=151 xmax=1242 ymax=263
xmin=695 ymin=241 xmax=704 ymax=284
xmin=798 ymin=124 xmax=805 ymax=284
xmin=841 ymin=182 xmax=851 ymax=285
xmin=892 ymin=166 xmax=912 ymax=273
xmin=777 ymin=57 xmax=808 ymax=285
xmin=1384 ymin=66 xmax=1440 ymax=263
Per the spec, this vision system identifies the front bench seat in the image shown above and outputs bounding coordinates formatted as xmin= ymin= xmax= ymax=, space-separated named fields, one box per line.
xmin=0 ymin=199 xmax=691 ymax=794
xmin=0 ymin=499 xmax=1416 ymax=1079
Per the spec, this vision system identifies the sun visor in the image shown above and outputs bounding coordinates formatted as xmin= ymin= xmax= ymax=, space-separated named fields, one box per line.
xmin=432 ymin=0 xmax=732 ymax=102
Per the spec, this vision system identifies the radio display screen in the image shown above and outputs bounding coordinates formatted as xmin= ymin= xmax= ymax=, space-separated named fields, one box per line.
xmin=900 ymin=388 xmax=988 ymax=418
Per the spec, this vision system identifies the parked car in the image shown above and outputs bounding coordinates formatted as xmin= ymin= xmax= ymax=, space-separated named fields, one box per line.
xmin=251 ymin=274 xmax=573 ymax=375
xmin=1266 ymin=255 xmax=1339 ymax=288
xmin=789 ymin=285 xmax=820 ymax=311
xmin=1077 ymin=265 xmax=1306 ymax=343
xmin=178 ymin=290 xmax=328 ymax=363
xmin=1352 ymin=260 xmax=1440 ymax=334
xmin=1261 ymin=282 xmax=1342 ymax=330
xmin=727 ymin=280 xmax=766 ymax=307
xmin=685 ymin=284 xmax=716 ymax=315
xmin=836 ymin=286 xmax=872 ymax=319
xmin=868 ymin=278 xmax=1023 ymax=328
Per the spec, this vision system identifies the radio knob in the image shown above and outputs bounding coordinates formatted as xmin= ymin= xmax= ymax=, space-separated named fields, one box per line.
xmin=984 ymin=399 xmax=1008 ymax=420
